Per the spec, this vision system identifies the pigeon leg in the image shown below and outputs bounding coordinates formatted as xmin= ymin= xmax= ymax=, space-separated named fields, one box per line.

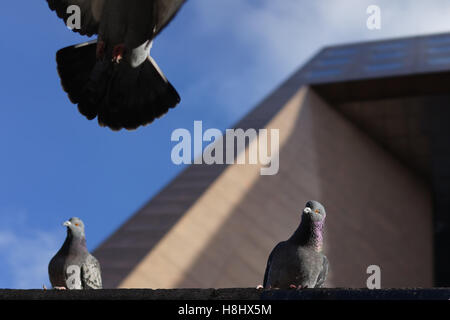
xmin=289 ymin=284 xmax=298 ymax=289
xmin=112 ymin=44 xmax=126 ymax=64
xmin=96 ymin=40 xmax=105 ymax=60
xmin=53 ymin=286 xmax=67 ymax=290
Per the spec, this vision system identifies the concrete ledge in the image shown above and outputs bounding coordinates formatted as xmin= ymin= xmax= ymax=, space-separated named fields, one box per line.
xmin=0 ymin=288 xmax=260 ymax=300
xmin=261 ymin=288 xmax=450 ymax=300
xmin=1 ymin=288 xmax=450 ymax=300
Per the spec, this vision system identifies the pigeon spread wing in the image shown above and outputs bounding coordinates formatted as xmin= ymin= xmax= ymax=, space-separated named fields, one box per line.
xmin=81 ymin=254 xmax=102 ymax=289
xmin=47 ymin=0 xmax=104 ymax=36
xmin=315 ymin=255 xmax=329 ymax=288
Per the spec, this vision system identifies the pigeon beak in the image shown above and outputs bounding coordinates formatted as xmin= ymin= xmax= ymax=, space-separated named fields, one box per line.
xmin=303 ymin=207 xmax=312 ymax=214
xmin=63 ymin=221 xmax=71 ymax=227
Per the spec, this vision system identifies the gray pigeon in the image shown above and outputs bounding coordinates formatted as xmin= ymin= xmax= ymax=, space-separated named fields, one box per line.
xmin=48 ymin=217 xmax=102 ymax=289
xmin=263 ymin=200 xmax=329 ymax=289
xmin=46 ymin=0 xmax=186 ymax=131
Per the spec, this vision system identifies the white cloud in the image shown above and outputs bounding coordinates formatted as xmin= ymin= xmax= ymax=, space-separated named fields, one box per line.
xmin=0 ymin=210 xmax=61 ymax=289
xmin=229 ymin=0 xmax=450 ymax=72
xmin=0 ymin=230 xmax=60 ymax=289
xmin=0 ymin=232 xmax=15 ymax=246
xmin=187 ymin=0 xmax=450 ymax=122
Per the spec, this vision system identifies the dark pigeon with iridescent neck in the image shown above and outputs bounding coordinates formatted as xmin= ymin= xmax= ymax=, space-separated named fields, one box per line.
xmin=263 ymin=200 xmax=328 ymax=289
xmin=48 ymin=217 xmax=102 ymax=289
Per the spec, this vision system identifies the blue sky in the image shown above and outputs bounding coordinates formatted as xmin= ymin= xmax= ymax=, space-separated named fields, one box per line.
xmin=1 ymin=0 xmax=450 ymax=288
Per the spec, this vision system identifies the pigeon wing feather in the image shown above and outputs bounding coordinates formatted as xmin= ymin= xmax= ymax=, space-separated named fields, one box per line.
xmin=263 ymin=242 xmax=285 ymax=288
xmin=315 ymin=255 xmax=329 ymax=288
xmin=152 ymin=0 xmax=187 ymax=37
xmin=263 ymin=250 xmax=274 ymax=288
xmin=81 ymin=254 xmax=102 ymax=289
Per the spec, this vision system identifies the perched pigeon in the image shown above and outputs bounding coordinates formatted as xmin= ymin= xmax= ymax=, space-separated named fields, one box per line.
xmin=48 ymin=217 xmax=102 ymax=289
xmin=263 ymin=200 xmax=329 ymax=289
xmin=46 ymin=0 xmax=186 ymax=131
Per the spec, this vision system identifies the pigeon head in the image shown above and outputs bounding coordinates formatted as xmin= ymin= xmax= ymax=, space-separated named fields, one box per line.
xmin=291 ymin=200 xmax=326 ymax=251
xmin=63 ymin=217 xmax=85 ymax=238
xmin=302 ymin=200 xmax=326 ymax=223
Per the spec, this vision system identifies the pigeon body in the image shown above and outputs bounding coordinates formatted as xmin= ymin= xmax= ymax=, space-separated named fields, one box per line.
xmin=46 ymin=0 xmax=186 ymax=130
xmin=263 ymin=201 xmax=329 ymax=289
xmin=48 ymin=217 xmax=102 ymax=289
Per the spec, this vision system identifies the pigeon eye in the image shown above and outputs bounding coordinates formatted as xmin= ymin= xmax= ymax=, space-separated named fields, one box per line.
xmin=315 ymin=209 xmax=320 ymax=214
xmin=75 ymin=223 xmax=80 ymax=227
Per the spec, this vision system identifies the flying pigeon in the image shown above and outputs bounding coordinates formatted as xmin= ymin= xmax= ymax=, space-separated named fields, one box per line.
xmin=48 ymin=217 xmax=102 ymax=289
xmin=263 ymin=200 xmax=329 ymax=289
xmin=46 ymin=0 xmax=186 ymax=131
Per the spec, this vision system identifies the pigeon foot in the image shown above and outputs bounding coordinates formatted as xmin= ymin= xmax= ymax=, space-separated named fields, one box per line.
xmin=296 ymin=285 xmax=308 ymax=290
xmin=53 ymin=286 xmax=67 ymax=290
xmin=256 ymin=285 xmax=264 ymax=290
xmin=289 ymin=284 xmax=308 ymax=289
xmin=112 ymin=44 xmax=125 ymax=63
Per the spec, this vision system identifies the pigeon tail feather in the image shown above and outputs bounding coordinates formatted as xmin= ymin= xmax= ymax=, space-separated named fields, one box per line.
xmin=96 ymin=56 xmax=180 ymax=131
xmin=56 ymin=40 xmax=98 ymax=106
xmin=56 ymin=41 xmax=180 ymax=131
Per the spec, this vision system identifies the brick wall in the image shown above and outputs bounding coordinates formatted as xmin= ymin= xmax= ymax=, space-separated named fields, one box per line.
xmin=112 ymin=88 xmax=432 ymax=289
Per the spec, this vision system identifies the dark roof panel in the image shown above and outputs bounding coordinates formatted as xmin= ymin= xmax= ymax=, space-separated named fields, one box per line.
xmin=298 ymin=32 xmax=450 ymax=85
